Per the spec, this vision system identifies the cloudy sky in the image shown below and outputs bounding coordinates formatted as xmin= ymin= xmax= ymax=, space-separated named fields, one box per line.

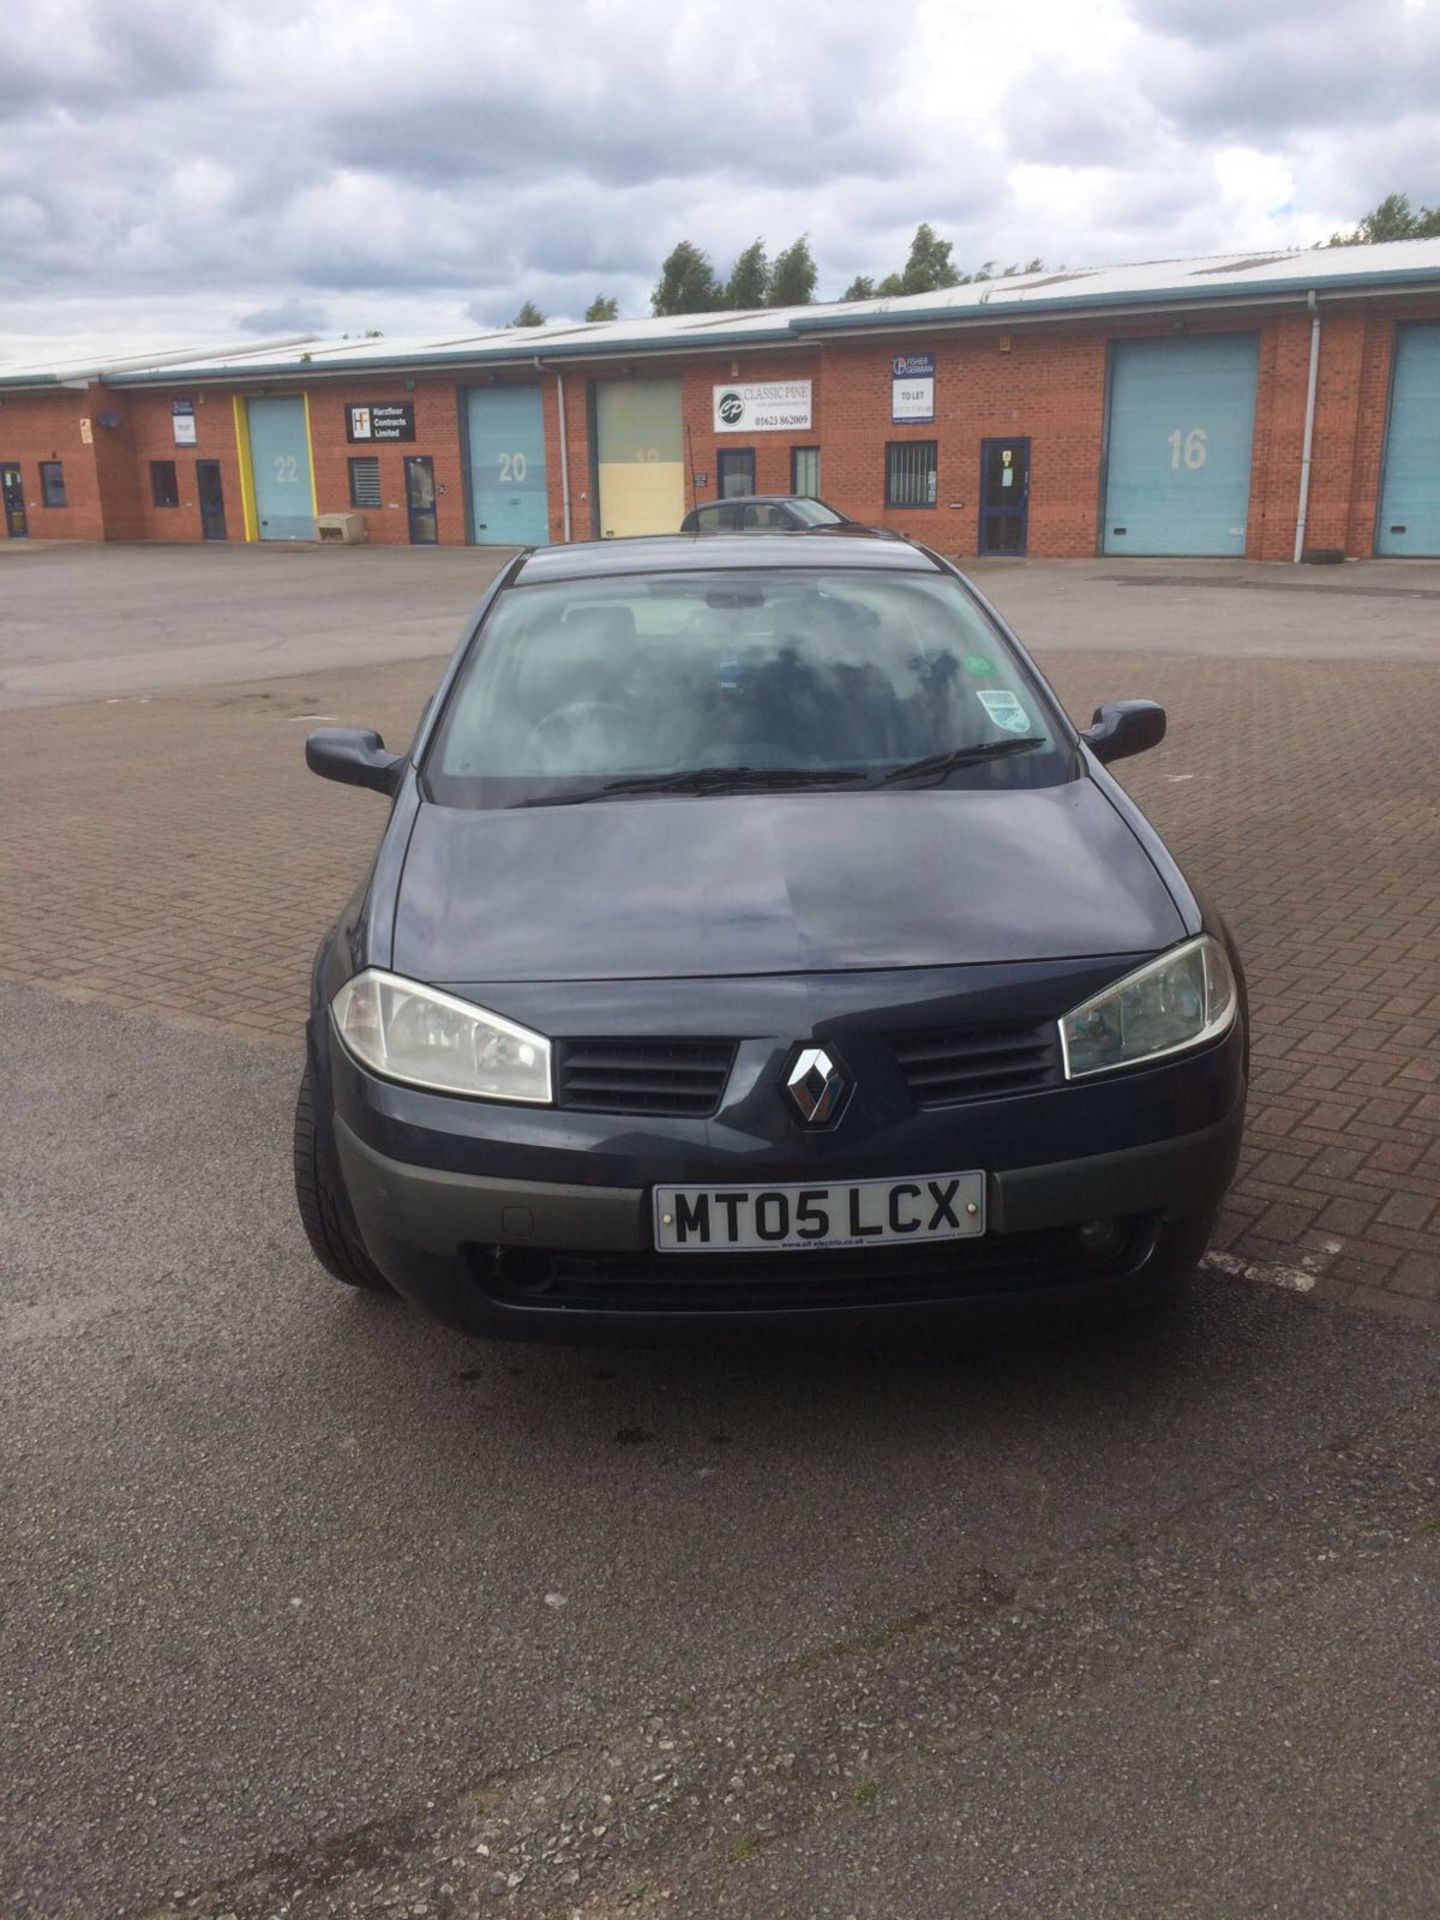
xmin=3 ymin=0 xmax=1438 ymax=365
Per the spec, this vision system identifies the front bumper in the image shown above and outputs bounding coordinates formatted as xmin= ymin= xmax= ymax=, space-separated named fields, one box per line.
xmin=331 ymin=1063 xmax=1245 ymax=1340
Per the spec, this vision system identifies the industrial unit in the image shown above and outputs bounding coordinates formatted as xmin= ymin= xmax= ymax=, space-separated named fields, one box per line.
xmin=3 ymin=240 xmax=1439 ymax=560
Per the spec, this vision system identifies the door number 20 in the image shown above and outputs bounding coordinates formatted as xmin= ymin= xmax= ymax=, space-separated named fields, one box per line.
xmin=498 ymin=451 xmax=528 ymax=482
xmin=1167 ymin=428 xmax=1208 ymax=470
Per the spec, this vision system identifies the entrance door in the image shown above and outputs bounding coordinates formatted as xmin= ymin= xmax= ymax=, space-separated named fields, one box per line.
xmin=464 ymin=387 xmax=548 ymax=545
xmin=1102 ymin=335 xmax=1258 ymax=556
xmin=196 ymin=460 xmax=227 ymax=541
xmin=1377 ymin=324 xmax=1440 ymax=555
xmin=717 ymin=448 xmax=756 ymax=498
xmin=405 ymin=457 xmax=439 ymax=544
xmin=1 ymin=464 xmax=26 ymax=538
xmin=978 ymin=439 xmax=1030 ymax=554
xmin=246 ymin=396 xmax=315 ymax=541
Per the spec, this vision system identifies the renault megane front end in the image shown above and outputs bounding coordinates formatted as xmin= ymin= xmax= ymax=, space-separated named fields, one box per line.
xmin=294 ymin=533 xmax=1246 ymax=1341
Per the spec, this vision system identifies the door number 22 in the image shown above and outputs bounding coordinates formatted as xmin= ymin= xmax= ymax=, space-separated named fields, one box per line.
xmin=273 ymin=454 xmax=300 ymax=483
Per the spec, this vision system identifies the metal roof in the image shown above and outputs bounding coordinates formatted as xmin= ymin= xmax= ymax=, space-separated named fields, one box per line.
xmin=4 ymin=240 xmax=1439 ymax=391
xmin=0 ymin=336 xmax=319 ymax=389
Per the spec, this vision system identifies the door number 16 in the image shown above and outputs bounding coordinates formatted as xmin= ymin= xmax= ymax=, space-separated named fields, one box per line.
xmin=1167 ymin=428 xmax=1208 ymax=470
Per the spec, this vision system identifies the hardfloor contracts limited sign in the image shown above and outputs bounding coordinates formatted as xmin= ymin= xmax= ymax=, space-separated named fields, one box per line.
xmin=712 ymin=381 xmax=813 ymax=433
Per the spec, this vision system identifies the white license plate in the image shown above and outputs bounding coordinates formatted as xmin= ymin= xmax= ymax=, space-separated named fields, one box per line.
xmin=653 ymin=1172 xmax=986 ymax=1254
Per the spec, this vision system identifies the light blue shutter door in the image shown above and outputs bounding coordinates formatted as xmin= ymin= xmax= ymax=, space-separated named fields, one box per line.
xmin=247 ymin=397 xmax=315 ymax=542
xmin=1377 ymin=325 xmax=1440 ymax=556
xmin=1102 ymin=336 xmax=1259 ymax=556
xmin=465 ymin=387 xmax=549 ymax=545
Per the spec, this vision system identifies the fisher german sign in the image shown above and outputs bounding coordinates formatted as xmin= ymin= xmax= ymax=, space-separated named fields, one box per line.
xmin=712 ymin=380 xmax=812 ymax=434
xmin=891 ymin=353 xmax=935 ymax=424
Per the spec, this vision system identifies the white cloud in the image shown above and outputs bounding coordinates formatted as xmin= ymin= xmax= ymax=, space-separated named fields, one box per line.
xmin=1 ymin=0 xmax=1437 ymax=362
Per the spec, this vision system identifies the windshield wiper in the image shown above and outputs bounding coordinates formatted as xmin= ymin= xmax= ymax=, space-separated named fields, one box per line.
xmin=519 ymin=765 xmax=872 ymax=806
xmin=878 ymin=738 xmax=1046 ymax=786
xmin=517 ymin=744 xmax=1044 ymax=807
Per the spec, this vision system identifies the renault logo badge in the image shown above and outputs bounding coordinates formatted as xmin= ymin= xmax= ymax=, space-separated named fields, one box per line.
xmin=785 ymin=1046 xmax=850 ymax=1125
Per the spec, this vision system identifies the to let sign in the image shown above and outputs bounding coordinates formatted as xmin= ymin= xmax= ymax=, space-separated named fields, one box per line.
xmin=172 ymin=398 xmax=197 ymax=446
xmin=891 ymin=353 xmax=935 ymax=424
xmin=712 ymin=381 xmax=812 ymax=434
xmin=346 ymin=402 xmax=416 ymax=443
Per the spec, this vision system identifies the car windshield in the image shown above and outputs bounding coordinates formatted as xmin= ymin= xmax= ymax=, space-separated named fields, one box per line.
xmin=787 ymin=498 xmax=846 ymax=525
xmin=425 ymin=568 xmax=1071 ymax=807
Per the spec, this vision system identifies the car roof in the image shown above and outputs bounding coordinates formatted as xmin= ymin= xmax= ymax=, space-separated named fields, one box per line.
xmin=690 ymin=494 xmax=832 ymax=509
xmin=514 ymin=532 xmax=940 ymax=582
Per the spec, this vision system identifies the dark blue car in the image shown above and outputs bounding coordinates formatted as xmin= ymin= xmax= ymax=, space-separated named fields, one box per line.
xmin=296 ymin=532 xmax=1246 ymax=1341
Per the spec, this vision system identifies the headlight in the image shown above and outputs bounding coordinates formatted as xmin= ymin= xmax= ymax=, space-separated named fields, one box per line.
xmin=1059 ymin=935 xmax=1237 ymax=1080
xmin=331 ymin=969 xmax=552 ymax=1103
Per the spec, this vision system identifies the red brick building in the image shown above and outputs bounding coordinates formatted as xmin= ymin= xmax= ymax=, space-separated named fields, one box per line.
xmin=3 ymin=240 xmax=1438 ymax=560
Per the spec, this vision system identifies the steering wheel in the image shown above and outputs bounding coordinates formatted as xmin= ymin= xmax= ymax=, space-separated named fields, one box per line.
xmin=523 ymin=700 xmax=633 ymax=772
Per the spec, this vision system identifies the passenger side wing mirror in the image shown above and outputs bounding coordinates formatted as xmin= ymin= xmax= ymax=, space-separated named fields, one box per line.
xmin=305 ymin=727 xmax=404 ymax=795
xmin=1081 ymin=700 xmax=1166 ymax=765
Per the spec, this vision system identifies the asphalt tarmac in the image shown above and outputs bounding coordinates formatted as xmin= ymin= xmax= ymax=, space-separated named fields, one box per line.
xmin=4 ymin=983 xmax=1438 ymax=1919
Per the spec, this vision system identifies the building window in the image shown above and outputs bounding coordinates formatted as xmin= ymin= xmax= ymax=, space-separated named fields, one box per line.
xmin=39 ymin=462 xmax=67 ymax=508
xmin=791 ymin=446 xmax=821 ymax=496
xmin=349 ymin=457 xmax=382 ymax=509
xmin=150 ymin=460 xmax=179 ymax=508
xmin=885 ymin=441 xmax=937 ymax=508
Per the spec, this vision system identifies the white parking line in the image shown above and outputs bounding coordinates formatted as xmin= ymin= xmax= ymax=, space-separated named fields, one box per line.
xmin=1203 ymin=1249 xmax=1317 ymax=1293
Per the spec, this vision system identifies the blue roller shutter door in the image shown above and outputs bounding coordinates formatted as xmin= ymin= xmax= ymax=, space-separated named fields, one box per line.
xmin=1102 ymin=336 xmax=1259 ymax=556
xmin=1377 ymin=325 xmax=1440 ymax=556
xmin=465 ymin=387 xmax=549 ymax=545
xmin=247 ymin=397 xmax=315 ymax=541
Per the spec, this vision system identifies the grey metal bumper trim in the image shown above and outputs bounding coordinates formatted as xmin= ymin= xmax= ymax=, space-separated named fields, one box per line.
xmin=336 ymin=1096 xmax=1245 ymax=1258
xmin=335 ymin=1117 xmax=648 ymax=1254
xmin=990 ymin=1102 xmax=1244 ymax=1233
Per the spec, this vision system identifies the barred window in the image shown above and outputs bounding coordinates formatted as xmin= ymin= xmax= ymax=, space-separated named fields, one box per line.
xmin=885 ymin=441 xmax=937 ymax=508
xmin=39 ymin=461 xmax=67 ymax=508
xmin=349 ymin=457 xmax=382 ymax=509
xmin=791 ymin=446 xmax=820 ymax=495
xmin=150 ymin=460 xmax=179 ymax=508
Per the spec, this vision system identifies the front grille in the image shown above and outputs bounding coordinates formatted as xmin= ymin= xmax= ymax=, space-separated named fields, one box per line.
xmin=472 ymin=1218 xmax=1156 ymax=1315
xmin=891 ymin=1024 xmax=1061 ymax=1108
xmin=555 ymin=1038 xmax=736 ymax=1117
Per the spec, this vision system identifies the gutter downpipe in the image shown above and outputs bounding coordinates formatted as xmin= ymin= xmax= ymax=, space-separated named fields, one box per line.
xmin=536 ymin=356 xmax=572 ymax=544
xmin=1292 ymin=291 xmax=1321 ymax=563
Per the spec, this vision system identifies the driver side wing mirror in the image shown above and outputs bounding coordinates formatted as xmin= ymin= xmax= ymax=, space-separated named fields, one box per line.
xmin=305 ymin=727 xmax=404 ymax=795
xmin=1080 ymin=699 xmax=1166 ymax=765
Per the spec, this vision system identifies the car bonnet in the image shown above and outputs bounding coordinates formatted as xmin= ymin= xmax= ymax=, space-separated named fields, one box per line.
xmin=390 ymin=778 xmax=1186 ymax=983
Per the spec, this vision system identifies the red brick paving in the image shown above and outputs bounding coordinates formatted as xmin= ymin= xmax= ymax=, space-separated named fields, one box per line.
xmin=3 ymin=646 xmax=1437 ymax=1325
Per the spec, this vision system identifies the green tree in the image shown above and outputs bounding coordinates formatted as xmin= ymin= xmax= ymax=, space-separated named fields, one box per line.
xmin=1327 ymin=191 xmax=1440 ymax=245
xmin=510 ymin=300 xmax=547 ymax=327
xmin=726 ymin=237 xmax=770 ymax=308
xmin=768 ymin=235 xmax=818 ymax=306
xmin=898 ymin=222 xmax=960 ymax=294
xmin=857 ymin=244 xmax=1045 ymax=298
xmin=585 ymin=294 xmax=619 ymax=321
xmin=652 ymin=240 xmax=724 ymax=315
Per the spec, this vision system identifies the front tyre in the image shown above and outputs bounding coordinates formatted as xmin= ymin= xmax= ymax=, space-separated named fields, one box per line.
xmin=292 ymin=1063 xmax=391 ymax=1293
